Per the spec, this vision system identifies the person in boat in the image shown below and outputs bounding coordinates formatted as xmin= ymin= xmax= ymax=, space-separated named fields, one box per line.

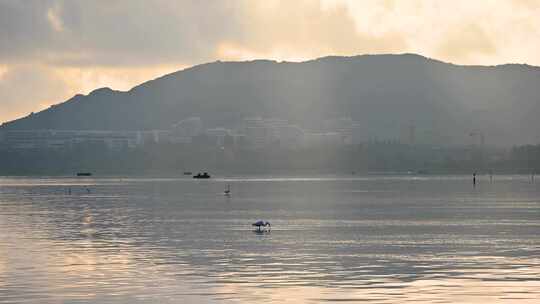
xmin=193 ymin=172 xmax=211 ymax=179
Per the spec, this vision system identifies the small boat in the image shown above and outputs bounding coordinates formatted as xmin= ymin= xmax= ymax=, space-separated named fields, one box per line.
xmin=193 ymin=172 xmax=211 ymax=179
xmin=224 ymin=184 xmax=231 ymax=196
xmin=76 ymin=172 xmax=92 ymax=176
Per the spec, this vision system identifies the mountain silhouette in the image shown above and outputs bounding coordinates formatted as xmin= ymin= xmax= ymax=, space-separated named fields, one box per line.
xmin=2 ymin=54 xmax=539 ymax=146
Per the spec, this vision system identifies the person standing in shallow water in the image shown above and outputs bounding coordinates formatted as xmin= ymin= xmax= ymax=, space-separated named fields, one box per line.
xmin=473 ymin=172 xmax=477 ymax=187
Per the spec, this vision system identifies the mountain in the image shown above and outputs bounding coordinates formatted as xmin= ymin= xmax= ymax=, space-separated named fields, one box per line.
xmin=2 ymin=54 xmax=540 ymax=146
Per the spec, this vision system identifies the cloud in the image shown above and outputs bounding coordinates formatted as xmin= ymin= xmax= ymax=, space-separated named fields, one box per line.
xmin=47 ymin=2 xmax=65 ymax=32
xmin=512 ymin=0 xmax=540 ymax=9
xmin=436 ymin=24 xmax=497 ymax=63
xmin=0 ymin=64 xmax=70 ymax=123
xmin=1 ymin=0 xmax=540 ymax=123
xmin=0 ymin=1 xmax=57 ymax=63
xmin=1 ymin=0 xmax=539 ymax=68
xmin=0 ymin=0 xmax=408 ymax=66
xmin=0 ymin=0 xmax=243 ymax=67
xmin=218 ymin=0 xmax=408 ymax=61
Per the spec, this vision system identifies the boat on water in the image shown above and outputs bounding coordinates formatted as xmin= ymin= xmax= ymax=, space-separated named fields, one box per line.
xmin=193 ymin=172 xmax=211 ymax=179
xmin=76 ymin=172 xmax=92 ymax=176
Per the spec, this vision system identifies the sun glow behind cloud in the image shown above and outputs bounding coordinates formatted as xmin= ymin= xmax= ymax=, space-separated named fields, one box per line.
xmin=1 ymin=0 xmax=539 ymax=123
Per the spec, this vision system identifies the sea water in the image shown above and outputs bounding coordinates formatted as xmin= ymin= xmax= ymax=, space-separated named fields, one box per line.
xmin=0 ymin=175 xmax=539 ymax=303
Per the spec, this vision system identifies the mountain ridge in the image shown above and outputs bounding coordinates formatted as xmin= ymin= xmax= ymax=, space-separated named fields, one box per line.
xmin=3 ymin=54 xmax=540 ymax=146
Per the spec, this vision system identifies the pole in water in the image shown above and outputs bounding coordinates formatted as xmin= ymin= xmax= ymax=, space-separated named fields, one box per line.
xmin=473 ymin=172 xmax=477 ymax=187
xmin=489 ymin=170 xmax=493 ymax=183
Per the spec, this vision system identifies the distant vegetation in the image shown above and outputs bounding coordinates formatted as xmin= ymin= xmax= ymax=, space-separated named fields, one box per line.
xmin=0 ymin=142 xmax=538 ymax=176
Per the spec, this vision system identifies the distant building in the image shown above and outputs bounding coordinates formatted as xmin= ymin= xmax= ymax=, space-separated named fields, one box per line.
xmin=230 ymin=134 xmax=247 ymax=148
xmin=73 ymin=131 xmax=139 ymax=149
xmin=0 ymin=130 xmax=139 ymax=150
xmin=168 ymin=117 xmax=203 ymax=144
xmin=137 ymin=131 xmax=157 ymax=145
xmin=409 ymin=121 xmax=416 ymax=145
xmin=205 ymin=127 xmax=231 ymax=147
xmin=172 ymin=117 xmax=203 ymax=138
xmin=243 ymin=117 xmax=271 ymax=148
xmin=242 ymin=117 xmax=309 ymax=149
xmin=399 ymin=121 xmax=416 ymax=145
xmin=323 ymin=117 xmax=363 ymax=145
xmin=274 ymin=125 xmax=305 ymax=149
xmin=146 ymin=130 xmax=173 ymax=144
xmin=304 ymin=132 xmax=342 ymax=147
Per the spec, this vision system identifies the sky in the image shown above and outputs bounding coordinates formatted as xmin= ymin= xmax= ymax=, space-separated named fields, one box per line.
xmin=1 ymin=0 xmax=539 ymax=124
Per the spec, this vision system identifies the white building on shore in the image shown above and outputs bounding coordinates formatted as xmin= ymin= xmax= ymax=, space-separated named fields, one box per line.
xmin=304 ymin=132 xmax=342 ymax=147
xmin=242 ymin=117 xmax=306 ymax=149
xmin=0 ymin=130 xmax=140 ymax=150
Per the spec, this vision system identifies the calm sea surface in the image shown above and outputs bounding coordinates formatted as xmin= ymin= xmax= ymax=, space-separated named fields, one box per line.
xmin=0 ymin=175 xmax=539 ymax=303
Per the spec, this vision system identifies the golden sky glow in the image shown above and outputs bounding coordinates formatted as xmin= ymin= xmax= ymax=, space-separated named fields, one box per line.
xmin=1 ymin=0 xmax=540 ymax=123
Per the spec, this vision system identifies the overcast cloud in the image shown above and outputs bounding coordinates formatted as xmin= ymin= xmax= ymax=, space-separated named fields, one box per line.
xmin=1 ymin=0 xmax=539 ymax=123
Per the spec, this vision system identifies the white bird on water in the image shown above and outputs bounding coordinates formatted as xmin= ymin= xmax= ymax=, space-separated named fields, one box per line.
xmin=252 ymin=220 xmax=271 ymax=231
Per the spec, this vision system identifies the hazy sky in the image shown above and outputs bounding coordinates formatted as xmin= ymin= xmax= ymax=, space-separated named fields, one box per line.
xmin=1 ymin=0 xmax=539 ymax=123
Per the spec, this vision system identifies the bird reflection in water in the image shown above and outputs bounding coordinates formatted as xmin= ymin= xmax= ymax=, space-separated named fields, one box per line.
xmin=252 ymin=220 xmax=271 ymax=234
xmin=252 ymin=229 xmax=271 ymax=236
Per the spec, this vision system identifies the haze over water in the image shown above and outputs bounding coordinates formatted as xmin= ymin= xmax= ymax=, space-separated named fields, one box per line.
xmin=0 ymin=175 xmax=539 ymax=303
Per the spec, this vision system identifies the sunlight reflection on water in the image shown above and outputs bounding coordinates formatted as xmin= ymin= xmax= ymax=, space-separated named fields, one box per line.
xmin=0 ymin=175 xmax=539 ymax=303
